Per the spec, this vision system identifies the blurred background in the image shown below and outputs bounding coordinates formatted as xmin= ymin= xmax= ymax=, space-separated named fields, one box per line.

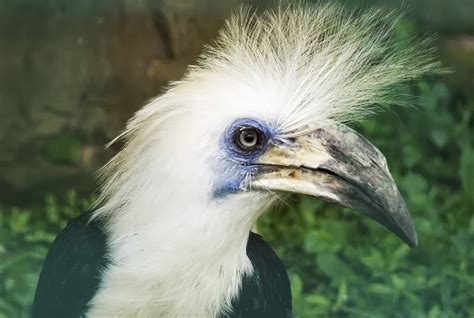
xmin=0 ymin=0 xmax=473 ymax=317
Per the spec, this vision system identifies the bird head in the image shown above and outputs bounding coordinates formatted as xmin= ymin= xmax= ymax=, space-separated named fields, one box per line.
xmin=96 ymin=4 xmax=438 ymax=248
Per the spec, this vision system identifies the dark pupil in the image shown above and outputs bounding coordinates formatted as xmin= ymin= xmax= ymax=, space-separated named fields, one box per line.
xmin=243 ymin=131 xmax=256 ymax=143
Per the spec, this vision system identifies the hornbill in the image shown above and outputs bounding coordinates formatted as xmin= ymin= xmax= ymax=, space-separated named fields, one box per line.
xmin=32 ymin=3 xmax=437 ymax=318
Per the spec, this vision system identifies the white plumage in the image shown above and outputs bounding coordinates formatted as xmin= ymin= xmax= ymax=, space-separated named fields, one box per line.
xmin=86 ymin=3 xmax=437 ymax=317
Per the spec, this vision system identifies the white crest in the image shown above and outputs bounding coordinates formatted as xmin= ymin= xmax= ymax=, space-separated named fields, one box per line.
xmin=194 ymin=2 xmax=439 ymax=135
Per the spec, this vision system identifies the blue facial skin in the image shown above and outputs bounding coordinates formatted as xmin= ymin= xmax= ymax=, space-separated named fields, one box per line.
xmin=213 ymin=118 xmax=279 ymax=198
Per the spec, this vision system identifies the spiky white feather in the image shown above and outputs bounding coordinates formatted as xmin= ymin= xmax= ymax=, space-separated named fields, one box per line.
xmin=87 ymin=3 xmax=438 ymax=317
xmin=194 ymin=2 xmax=438 ymax=136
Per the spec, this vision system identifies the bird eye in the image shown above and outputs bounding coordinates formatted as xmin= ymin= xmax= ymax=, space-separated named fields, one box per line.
xmin=232 ymin=126 xmax=266 ymax=153
xmin=239 ymin=129 xmax=258 ymax=147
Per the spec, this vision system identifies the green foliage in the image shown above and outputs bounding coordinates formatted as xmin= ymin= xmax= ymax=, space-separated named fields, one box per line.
xmin=0 ymin=192 xmax=95 ymax=318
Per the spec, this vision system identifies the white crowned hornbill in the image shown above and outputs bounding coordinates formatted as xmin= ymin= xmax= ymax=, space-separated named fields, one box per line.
xmin=32 ymin=3 xmax=437 ymax=318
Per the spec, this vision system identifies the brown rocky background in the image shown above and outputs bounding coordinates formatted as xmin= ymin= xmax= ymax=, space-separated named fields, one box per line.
xmin=0 ymin=0 xmax=472 ymax=205
xmin=0 ymin=0 xmax=247 ymax=204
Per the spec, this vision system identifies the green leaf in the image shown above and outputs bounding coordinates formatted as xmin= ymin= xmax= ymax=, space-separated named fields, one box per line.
xmin=290 ymin=273 xmax=303 ymax=298
xmin=316 ymin=253 xmax=351 ymax=283
xmin=367 ymin=283 xmax=394 ymax=295
xmin=459 ymin=145 xmax=474 ymax=204
xmin=305 ymin=294 xmax=331 ymax=307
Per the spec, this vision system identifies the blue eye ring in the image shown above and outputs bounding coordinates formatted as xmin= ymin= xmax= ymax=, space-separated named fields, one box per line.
xmin=224 ymin=118 xmax=272 ymax=161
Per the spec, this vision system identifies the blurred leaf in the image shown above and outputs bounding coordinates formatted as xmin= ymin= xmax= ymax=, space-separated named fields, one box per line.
xmin=367 ymin=283 xmax=393 ymax=295
xmin=430 ymin=130 xmax=449 ymax=148
xmin=316 ymin=253 xmax=352 ymax=283
xmin=306 ymin=294 xmax=330 ymax=307
xmin=290 ymin=273 xmax=303 ymax=299
xmin=459 ymin=145 xmax=474 ymax=204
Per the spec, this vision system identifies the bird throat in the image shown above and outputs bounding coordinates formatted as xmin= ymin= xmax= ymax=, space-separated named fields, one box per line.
xmin=86 ymin=196 xmax=269 ymax=317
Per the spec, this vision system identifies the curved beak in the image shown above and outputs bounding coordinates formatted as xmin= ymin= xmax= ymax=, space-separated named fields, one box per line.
xmin=251 ymin=123 xmax=417 ymax=247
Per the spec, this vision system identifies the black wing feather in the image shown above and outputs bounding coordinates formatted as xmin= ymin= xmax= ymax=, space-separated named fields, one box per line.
xmin=226 ymin=232 xmax=292 ymax=318
xmin=31 ymin=213 xmax=109 ymax=318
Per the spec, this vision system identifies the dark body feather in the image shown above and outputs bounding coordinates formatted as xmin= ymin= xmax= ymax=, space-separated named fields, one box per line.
xmin=32 ymin=213 xmax=291 ymax=318
xmin=31 ymin=213 xmax=109 ymax=318
xmin=225 ymin=232 xmax=292 ymax=318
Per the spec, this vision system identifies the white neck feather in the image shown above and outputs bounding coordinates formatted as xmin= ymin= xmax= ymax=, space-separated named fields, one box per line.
xmin=87 ymin=193 xmax=273 ymax=318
